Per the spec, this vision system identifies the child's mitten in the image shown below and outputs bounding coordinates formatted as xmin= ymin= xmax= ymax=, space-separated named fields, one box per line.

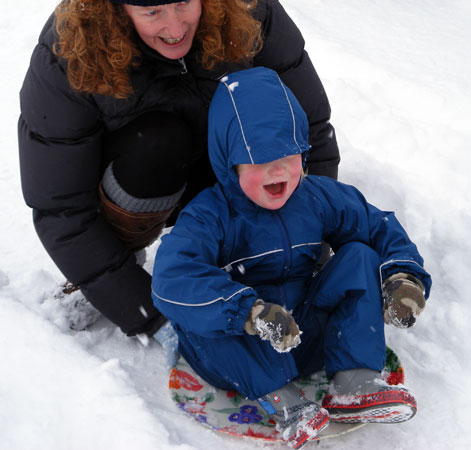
xmin=382 ymin=272 xmax=425 ymax=328
xmin=244 ymin=300 xmax=301 ymax=352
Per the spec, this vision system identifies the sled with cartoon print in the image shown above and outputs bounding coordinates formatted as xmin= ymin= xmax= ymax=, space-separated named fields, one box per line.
xmin=169 ymin=347 xmax=405 ymax=443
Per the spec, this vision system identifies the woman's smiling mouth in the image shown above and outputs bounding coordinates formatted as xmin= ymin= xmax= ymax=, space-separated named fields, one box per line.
xmin=160 ymin=33 xmax=186 ymax=45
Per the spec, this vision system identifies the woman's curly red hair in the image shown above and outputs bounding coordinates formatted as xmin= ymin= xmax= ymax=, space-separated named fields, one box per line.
xmin=54 ymin=0 xmax=262 ymax=98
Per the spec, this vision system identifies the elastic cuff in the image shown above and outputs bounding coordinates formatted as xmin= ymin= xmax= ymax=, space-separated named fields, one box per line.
xmin=102 ymin=163 xmax=186 ymax=212
xmin=231 ymin=294 xmax=259 ymax=335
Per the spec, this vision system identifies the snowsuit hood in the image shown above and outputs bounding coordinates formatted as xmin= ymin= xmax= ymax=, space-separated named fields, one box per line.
xmin=208 ymin=68 xmax=311 ymax=200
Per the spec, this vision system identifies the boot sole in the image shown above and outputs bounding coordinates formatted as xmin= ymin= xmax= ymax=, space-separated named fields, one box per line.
xmin=287 ymin=408 xmax=330 ymax=449
xmin=322 ymin=389 xmax=416 ymax=424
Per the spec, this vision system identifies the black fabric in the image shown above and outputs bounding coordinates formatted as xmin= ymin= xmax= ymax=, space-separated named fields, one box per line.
xmin=104 ymin=111 xmax=192 ymax=197
xmin=18 ymin=0 xmax=340 ymax=336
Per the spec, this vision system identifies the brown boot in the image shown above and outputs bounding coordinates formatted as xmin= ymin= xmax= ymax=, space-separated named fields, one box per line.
xmin=62 ymin=280 xmax=80 ymax=294
xmin=98 ymin=183 xmax=177 ymax=251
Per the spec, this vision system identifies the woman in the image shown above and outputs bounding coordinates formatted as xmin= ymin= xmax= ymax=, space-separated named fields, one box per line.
xmin=18 ymin=0 xmax=340 ymax=342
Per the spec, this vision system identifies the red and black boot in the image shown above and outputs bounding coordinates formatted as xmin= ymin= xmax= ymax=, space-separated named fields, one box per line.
xmin=322 ymin=368 xmax=417 ymax=423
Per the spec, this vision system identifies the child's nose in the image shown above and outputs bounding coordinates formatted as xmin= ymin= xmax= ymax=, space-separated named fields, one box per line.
xmin=268 ymin=161 xmax=285 ymax=175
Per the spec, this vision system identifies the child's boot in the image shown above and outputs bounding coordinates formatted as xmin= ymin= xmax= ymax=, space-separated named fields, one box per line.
xmin=258 ymin=384 xmax=329 ymax=449
xmin=322 ymin=368 xmax=417 ymax=423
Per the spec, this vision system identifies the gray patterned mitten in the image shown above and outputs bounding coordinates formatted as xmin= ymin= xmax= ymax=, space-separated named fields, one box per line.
xmin=382 ymin=272 xmax=426 ymax=328
xmin=244 ymin=300 xmax=301 ymax=352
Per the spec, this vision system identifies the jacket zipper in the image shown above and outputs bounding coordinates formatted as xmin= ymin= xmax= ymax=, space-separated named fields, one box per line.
xmin=178 ymin=57 xmax=188 ymax=74
xmin=273 ymin=211 xmax=292 ymax=281
xmin=272 ymin=211 xmax=296 ymax=382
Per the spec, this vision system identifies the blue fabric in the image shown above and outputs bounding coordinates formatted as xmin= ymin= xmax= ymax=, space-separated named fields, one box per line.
xmin=151 ymin=67 xmax=432 ymax=398
xmin=293 ymin=242 xmax=386 ymax=378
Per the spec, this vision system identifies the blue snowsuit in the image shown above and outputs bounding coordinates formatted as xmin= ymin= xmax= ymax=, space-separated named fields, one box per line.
xmin=152 ymin=67 xmax=431 ymax=400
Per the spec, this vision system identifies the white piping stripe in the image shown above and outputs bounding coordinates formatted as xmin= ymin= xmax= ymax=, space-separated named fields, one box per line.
xmin=277 ymin=74 xmax=303 ymax=153
xmin=221 ymin=249 xmax=284 ymax=270
xmin=292 ymin=242 xmax=322 ymax=249
xmin=221 ymin=80 xmax=254 ymax=164
xmin=221 ymin=242 xmax=322 ymax=270
xmin=379 ymin=259 xmax=424 ymax=287
xmin=152 ymin=286 xmax=253 ymax=307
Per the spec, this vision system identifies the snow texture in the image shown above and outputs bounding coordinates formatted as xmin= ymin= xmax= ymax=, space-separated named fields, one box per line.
xmin=254 ymin=316 xmax=302 ymax=353
xmin=1 ymin=1 xmax=470 ymax=449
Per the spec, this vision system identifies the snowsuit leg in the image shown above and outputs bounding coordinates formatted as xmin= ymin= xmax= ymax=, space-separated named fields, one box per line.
xmin=175 ymin=241 xmax=384 ymax=398
xmin=294 ymin=241 xmax=386 ymax=379
xmin=176 ymin=328 xmax=298 ymax=401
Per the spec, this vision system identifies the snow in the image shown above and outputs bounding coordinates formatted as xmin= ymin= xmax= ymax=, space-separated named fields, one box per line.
xmin=1 ymin=0 xmax=470 ymax=449
xmin=254 ymin=316 xmax=302 ymax=353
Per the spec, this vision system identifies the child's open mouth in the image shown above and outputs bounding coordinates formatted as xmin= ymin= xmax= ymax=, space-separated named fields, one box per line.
xmin=264 ymin=182 xmax=287 ymax=197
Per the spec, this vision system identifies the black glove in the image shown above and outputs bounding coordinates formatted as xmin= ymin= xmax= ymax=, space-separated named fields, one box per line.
xmin=382 ymin=272 xmax=426 ymax=328
xmin=244 ymin=300 xmax=301 ymax=352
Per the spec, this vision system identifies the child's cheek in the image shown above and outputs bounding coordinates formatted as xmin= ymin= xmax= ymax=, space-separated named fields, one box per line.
xmin=239 ymin=171 xmax=263 ymax=204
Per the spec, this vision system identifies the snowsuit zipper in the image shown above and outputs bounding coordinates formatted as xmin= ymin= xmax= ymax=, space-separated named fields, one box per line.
xmin=273 ymin=211 xmax=292 ymax=294
xmin=272 ymin=211 xmax=297 ymax=382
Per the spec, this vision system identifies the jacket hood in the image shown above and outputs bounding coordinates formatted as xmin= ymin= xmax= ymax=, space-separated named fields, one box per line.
xmin=208 ymin=67 xmax=310 ymax=199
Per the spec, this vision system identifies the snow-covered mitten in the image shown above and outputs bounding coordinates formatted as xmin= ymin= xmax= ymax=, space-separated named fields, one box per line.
xmin=154 ymin=321 xmax=180 ymax=369
xmin=382 ymin=272 xmax=425 ymax=328
xmin=244 ymin=300 xmax=301 ymax=352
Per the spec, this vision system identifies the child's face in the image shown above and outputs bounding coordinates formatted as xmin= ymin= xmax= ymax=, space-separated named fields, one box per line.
xmin=236 ymin=154 xmax=302 ymax=210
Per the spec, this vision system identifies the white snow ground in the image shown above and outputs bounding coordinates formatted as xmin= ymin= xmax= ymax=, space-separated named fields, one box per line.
xmin=1 ymin=0 xmax=470 ymax=449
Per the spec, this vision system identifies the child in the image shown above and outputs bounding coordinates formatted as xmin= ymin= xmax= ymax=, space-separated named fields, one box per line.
xmin=152 ymin=67 xmax=431 ymax=448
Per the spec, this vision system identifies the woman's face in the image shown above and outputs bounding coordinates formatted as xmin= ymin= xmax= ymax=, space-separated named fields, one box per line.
xmin=124 ymin=0 xmax=202 ymax=60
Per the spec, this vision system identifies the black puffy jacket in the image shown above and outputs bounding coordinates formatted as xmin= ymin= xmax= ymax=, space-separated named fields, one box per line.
xmin=18 ymin=0 xmax=340 ymax=336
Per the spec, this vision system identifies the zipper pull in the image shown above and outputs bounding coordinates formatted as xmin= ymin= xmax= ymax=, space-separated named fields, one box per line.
xmin=178 ymin=57 xmax=188 ymax=74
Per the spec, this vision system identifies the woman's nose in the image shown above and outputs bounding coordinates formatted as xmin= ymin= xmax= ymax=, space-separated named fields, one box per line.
xmin=163 ymin=11 xmax=185 ymax=37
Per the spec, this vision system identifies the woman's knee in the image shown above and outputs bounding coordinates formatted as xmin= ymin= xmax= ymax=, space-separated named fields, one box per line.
xmin=104 ymin=111 xmax=193 ymax=197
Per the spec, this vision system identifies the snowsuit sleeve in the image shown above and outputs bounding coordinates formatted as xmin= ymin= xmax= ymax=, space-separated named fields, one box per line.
xmin=313 ymin=178 xmax=432 ymax=298
xmin=151 ymin=190 xmax=259 ymax=338
xmin=253 ymin=0 xmax=340 ymax=179
xmin=18 ymin=19 xmax=162 ymax=336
